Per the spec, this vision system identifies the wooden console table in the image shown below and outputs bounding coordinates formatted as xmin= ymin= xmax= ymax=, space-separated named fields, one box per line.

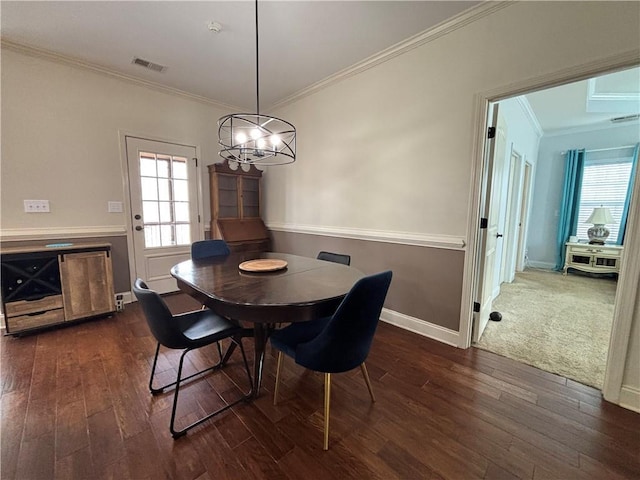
xmin=1 ymin=242 xmax=115 ymax=335
xmin=563 ymin=242 xmax=623 ymax=276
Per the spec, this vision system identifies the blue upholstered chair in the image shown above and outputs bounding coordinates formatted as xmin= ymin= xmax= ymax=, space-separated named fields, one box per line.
xmin=133 ymin=279 xmax=252 ymax=438
xmin=270 ymin=270 xmax=392 ymax=450
xmin=191 ymin=239 xmax=233 ymax=358
xmin=191 ymin=239 xmax=231 ymax=259
xmin=316 ymin=251 xmax=351 ymax=266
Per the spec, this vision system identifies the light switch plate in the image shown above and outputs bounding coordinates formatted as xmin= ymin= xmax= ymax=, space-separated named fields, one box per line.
xmin=108 ymin=201 xmax=123 ymax=213
xmin=24 ymin=200 xmax=50 ymax=213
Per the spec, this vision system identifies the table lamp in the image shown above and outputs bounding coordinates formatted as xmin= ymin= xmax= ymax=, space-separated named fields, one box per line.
xmin=585 ymin=206 xmax=614 ymax=244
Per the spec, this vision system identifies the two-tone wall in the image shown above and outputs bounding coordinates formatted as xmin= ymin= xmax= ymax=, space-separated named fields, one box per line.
xmin=2 ymin=1 xmax=639 ymax=410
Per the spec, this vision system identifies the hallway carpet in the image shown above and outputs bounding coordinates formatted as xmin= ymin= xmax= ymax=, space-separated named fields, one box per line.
xmin=476 ymin=268 xmax=617 ymax=389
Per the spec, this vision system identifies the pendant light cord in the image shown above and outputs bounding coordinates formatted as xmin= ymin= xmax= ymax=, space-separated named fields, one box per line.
xmin=255 ymin=0 xmax=260 ymax=114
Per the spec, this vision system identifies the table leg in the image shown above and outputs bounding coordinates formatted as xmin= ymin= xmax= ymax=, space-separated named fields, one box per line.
xmin=251 ymin=323 xmax=271 ymax=398
xmin=221 ymin=325 xmax=272 ymax=398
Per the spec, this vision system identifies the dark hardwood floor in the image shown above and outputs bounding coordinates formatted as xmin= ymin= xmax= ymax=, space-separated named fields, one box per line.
xmin=2 ymin=294 xmax=639 ymax=480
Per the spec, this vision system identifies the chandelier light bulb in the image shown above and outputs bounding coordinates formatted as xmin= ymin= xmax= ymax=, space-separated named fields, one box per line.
xmin=270 ymin=134 xmax=281 ymax=146
xmin=256 ymin=138 xmax=266 ymax=149
xmin=235 ymin=132 xmax=247 ymax=145
xmin=250 ymin=128 xmax=262 ymax=140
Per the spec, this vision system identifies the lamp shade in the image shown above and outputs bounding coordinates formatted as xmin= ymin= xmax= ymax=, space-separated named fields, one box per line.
xmin=586 ymin=207 xmax=614 ymax=225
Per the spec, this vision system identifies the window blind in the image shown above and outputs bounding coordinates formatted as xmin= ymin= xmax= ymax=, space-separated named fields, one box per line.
xmin=576 ymin=151 xmax=633 ymax=243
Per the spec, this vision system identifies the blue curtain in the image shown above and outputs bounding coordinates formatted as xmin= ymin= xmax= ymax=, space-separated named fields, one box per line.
xmin=556 ymin=149 xmax=585 ymax=270
xmin=617 ymin=142 xmax=639 ymax=245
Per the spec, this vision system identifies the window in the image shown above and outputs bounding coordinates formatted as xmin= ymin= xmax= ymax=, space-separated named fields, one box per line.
xmin=575 ymin=149 xmax=634 ymax=243
xmin=139 ymin=152 xmax=191 ymax=247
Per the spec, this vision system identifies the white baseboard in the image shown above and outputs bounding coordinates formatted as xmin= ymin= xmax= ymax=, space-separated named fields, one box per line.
xmin=619 ymin=385 xmax=640 ymax=413
xmin=380 ymin=307 xmax=459 ymax=347
xmin=527 ymin=260 xmax=556 ymax=270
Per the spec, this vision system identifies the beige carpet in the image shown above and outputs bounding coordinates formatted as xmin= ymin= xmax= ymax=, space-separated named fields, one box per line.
xmin=475 ymin=268 xmax=617 ymax=389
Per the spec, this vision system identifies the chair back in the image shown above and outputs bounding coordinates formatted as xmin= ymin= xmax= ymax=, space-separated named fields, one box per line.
xmin=317 ymin=251 xmax=351 ymax=266
xmin=296 ymin=271 xmax=392 ymax=373
xmin=191 ymin=240 xmax=230 ymax=260
xmin=133 ymin=278 xmax=188 ymax=349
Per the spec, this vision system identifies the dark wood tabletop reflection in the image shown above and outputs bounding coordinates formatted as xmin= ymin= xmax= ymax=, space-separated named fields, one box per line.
xmin=171 ymin=252 xmax=364 ymax=396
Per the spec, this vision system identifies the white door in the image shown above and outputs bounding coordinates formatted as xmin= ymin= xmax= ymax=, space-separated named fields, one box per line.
xmin=473 ymin=105 xmax=508 ymax=343
xmin=126 ymin=137 xmax=200 ymax=293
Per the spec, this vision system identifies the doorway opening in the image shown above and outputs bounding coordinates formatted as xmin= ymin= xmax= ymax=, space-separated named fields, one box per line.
xmin=471 ymin=66 xmax=639 ymax=391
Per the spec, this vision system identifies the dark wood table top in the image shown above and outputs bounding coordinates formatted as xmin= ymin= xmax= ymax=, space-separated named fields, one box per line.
xmin=171 ymin=252 xmax=364 ymax=324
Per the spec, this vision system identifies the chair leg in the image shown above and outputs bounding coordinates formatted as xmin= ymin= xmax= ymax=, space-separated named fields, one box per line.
xmin=360 ymin=362 xmax=376 ymax=403
xmin=323 ymin=372 xmax=331 ymax=451
xmin=273 ymin=351 xmax=283 ymax=406
xmin=168 ymin=337 xmax=253 ymax=438
xmin=149 ymin=342 xmax=162 ymax=394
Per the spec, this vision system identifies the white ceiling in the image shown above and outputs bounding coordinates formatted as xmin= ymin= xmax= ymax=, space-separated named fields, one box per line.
xmin=524 ymin=67 xmax=640 ymax=134
xmin=2 ymin=1 xmax=638 ymax=132
xmin=1 ymin=1 xmax=480 ymax=110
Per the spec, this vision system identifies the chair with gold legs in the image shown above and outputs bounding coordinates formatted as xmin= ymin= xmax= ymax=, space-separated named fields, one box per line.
xmin=270 ymin=270 xmax=392 ymax=450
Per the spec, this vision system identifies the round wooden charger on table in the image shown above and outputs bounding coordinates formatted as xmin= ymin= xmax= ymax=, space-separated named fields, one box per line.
xmin=238 ymin=259 xmax=288 ymax=272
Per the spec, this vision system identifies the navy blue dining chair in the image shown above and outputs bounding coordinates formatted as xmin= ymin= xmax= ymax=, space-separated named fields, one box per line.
xmin=316 ymin=251 xmax=351 ymax=266
xmin=133 ymin=279 xmax=252 ymax=438
xmin=191 ymin=239 xmax=232 ymax=359
xmin=191 ymin=239 xmax=231 ymax=259
xmin=270 ymin=270 xmax=392 ymax=450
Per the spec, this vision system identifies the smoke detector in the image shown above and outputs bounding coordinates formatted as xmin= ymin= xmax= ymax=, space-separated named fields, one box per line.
xmin=208 ymin=21 xmax=222 ymax=33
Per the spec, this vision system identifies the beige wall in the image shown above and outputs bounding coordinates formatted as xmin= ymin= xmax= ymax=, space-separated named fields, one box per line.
xmin=1 ymin=2 xmax=639 ymax=407
xmin=1 ymin=48 xmax=229 ymax=232
xmin=265 ymin=2 xmax=640 ymax=404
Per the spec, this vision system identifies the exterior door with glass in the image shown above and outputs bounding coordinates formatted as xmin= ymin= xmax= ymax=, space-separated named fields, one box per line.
xmin=126 ymin=137 xmax=200 ymax=293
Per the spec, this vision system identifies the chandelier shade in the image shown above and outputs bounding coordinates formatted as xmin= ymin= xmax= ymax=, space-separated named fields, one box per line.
xmin=217 ymin=0 xmax=296 ymax=166
xmin=218 ymin=113 xmax=296 ymax=166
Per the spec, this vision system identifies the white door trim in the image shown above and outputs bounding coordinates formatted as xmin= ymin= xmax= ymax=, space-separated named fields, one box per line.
xmin=459 ymin=51 xmax=640 ymax=406
xmin=118 ymin=130 xmax=204 ymax=294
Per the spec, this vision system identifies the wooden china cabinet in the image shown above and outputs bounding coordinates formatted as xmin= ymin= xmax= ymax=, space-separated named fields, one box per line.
xmin=208 ymin=160 xmax=270 ymax=252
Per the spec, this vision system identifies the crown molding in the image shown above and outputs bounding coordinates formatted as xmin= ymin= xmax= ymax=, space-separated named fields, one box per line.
xmin=515 ymin=96 xmax=544 ymax=138
xmin=544 ymin=118 xmax=640 ymax=137
xmin=0 ymin=225 xmax=127 ymax=242
xmin=271 ymin=1 xmax=512 ymax=111
xmin=0 ymin=38 xmax=239 ymax=111
xmin=266 ymin=222 xmax=466 ymax=251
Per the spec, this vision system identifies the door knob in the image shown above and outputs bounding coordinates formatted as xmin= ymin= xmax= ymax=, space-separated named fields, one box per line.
xmin=134 ymin=214 xmax=142 ymax=220
xmin=135 ymin=226 xmax=143 ymax=231
xmin=496 ymin=233 xmax=503 ymax=238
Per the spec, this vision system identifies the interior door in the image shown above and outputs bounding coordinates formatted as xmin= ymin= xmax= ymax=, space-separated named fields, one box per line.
xmin=473 ymin=105 xmax=508 ymax=343
xmin=126 ymin=137 xmax=200 ymax=293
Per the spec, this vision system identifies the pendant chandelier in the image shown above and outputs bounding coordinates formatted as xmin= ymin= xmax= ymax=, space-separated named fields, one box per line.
xmin=217 ymin=0 xmax=296 ymax=166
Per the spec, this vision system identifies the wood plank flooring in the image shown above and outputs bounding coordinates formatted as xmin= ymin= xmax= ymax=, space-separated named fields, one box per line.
xmin=2 ymin=294 xmax=639 ymax=480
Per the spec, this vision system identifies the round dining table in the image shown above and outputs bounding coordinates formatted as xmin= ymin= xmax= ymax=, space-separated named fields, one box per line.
xmin=170 ymin=252 xmax=364 ymax=397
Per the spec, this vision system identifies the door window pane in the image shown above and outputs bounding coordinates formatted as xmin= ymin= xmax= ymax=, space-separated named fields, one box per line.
xmin=139 ymin=151 xmax=193 ymax=249
xmin=173 ymin=180 xmax=189 ymax=202
xmin=174 ymin=202 xmax=189 ymax=222
xmin=140 ymin=155 xmax=156 ymax=176
xmin=143 ymin=201 xmax=159 ymax=223
xmin=157 ymin=156 xmax=170 ymax=178
xmin=141 ymin=177 xmax=158 ymax=201
xmin=173 ymin=159 xmax=188 ymax=179
xmin=157 ymin=178 xmax=170 ymax=201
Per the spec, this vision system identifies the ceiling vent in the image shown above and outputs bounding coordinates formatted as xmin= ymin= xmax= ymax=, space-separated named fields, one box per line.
xmin=131 ymin=57 xmax=167 ymax=73
xmin=610 ymin=114 xmax=640 ymax=123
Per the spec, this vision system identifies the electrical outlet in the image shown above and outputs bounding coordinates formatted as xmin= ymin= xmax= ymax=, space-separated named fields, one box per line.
xmin=24 ymin=200 xmax=50 ymax=213
xmin=115 ymin=294 xmax=125 ymax=312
